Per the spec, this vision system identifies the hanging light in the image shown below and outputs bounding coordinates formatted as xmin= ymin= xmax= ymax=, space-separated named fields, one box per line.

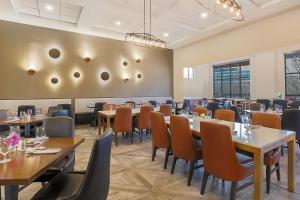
xmin=194 ymin=0 xmax=244 ymax=21
xmin=125 ymin=0 xmax=167 ymax=49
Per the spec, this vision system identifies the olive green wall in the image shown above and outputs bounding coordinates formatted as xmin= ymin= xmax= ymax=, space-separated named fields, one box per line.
xmin=0 ymin=20 xmax=173 ymax=99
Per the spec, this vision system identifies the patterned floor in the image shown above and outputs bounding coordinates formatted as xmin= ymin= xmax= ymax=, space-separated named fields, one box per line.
xmin=12 ymin=125 xmax=300 ymax=199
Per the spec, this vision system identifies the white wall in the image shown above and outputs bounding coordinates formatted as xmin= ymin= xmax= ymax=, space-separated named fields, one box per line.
xmin=175 ymin=7 xmax=300 ymax=100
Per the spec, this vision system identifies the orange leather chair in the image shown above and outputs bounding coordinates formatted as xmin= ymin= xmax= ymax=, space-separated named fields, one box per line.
xmin=150 ymin=112 xmax=172 ymax=169
xmin=159 ymin=104 xmax=172 ymax=117
xmin=252 ymin=113 xmax=281 ymax=193
xmin=112 ymin=107 xmax=132 ymax=146
xmin=136 ymin=106 xmax=154 ymax=142
xmin=123 ymin=103 xmax=134 ymax=109
xmin=103 ymin=104 xmax=116 ymax=111
xmin=200 ymin=121 xmax=254 ymax=200
xmin=193 ymin=106 xmax=208 ymax=116
xmin=214 ymin=109 xmax=235 ymax=122
xmin=170 ymin=115 xmax=202 ymax=186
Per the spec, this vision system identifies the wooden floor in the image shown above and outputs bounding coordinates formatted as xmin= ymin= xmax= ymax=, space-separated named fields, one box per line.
xmin=12 ymin=125 xmax=300 ymax=200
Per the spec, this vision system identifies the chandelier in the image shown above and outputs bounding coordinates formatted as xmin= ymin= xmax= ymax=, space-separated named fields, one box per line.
xmin=194 ymin=0 xmax=244 ymax=21
xmin=125 ymin=0 xmax=167 ymax=49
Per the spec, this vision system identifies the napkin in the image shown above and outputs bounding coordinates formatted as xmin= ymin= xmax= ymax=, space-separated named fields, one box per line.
xmin=26 ymin=147 xmax=61 ymax=154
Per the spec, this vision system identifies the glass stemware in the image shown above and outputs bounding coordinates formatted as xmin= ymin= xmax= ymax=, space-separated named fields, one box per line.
xmin=0 ymin=138 xmax=12 ymax=164
xmin=20 ymin=111 xmax=26 ymax=120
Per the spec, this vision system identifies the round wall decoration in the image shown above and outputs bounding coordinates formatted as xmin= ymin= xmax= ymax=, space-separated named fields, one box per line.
xmin=49 ymin=48 xmax=61 ymax=59
xmin=101 ymin=72 xmax=110 ymax=81
xmin=51 ymin=77 xmax=58 ymax=84
xmin=123 ymin=61 xmax=128 ymax=66
xmin=137 ymin=73 xmax=142 ymax=79
xmin=74 ymin=72 xmax=80 ymax=78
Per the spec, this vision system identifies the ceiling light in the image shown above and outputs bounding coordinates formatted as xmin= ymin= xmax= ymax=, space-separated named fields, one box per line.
xmin=163 ymin=33 xmax=169 ymax=37
xmin=201 ymin=12 xmax=208 ymax=18
xmin=45 ymin=5 xmax=53 ymax=11
xmin=115 ymin=21 xmax=121 ymax=26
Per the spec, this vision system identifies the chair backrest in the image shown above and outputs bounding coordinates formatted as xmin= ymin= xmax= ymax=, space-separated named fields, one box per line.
xmin=250 ymin=103 xmax=261 ymax=111
xmin=113 ymin=107 xmax=132 ymax=132
xmin=18 ymin=105 xmax=36 ymax=116
xmin=58 ymin=104 xmax=73 ymax=118
xmin=123 ymin=103 xmax=134 ymax=109
xmin=230 ymin=105 xmax=243 ymax=123
xmin=148 ymin=100 xmax=158 ymax=107
xmin=166 ymin=100 xmax=174 ymax=106
xmin=159 ymin=104 xmax=172 ymax=117
xmin=44 ymin=117 xmax=74 ymax=137
xmin=103 ymin=104 xmax=116 ymax=111
xmin=52 ymin=110 xmax=69 ymax=117
xmin=257 ymin=99 xmax=270 ymax=109
xmin=150 ymin=112 xmax=171 ymax=148
xmin=170 ymin=115 xmax=199 ymax=161
xmin=272 ymin=100 xmax=288 ymax=110
xmin=200 ymin=121 xmax=247 ymax=181
xmin=281 ymin=109 xmax=300 ymax=142
xmin=223 ymin=100 xmax=231 ymax=110
xmin=214 ymin=109 xmax=235 ymax=122
xmin=138 ymin=106 xmax=154 ymax=129
xmin=47 ymin=106 xmax=63 ymax=116
xmin=94 ymin=102 xmax=106 ymax=121
xmin=193 ymin=106 xmax=208 ymax=116
xmin=207 ymin=102 xmax=219 ymax=117
xmin=125 ymin=101 xmax=136 ymax=108
xmin=76 ymin=130 xmax=113 ymax=200
xmin=0 ymin=110 xmax=7 ymax=119
xmin=291 ymin=100 xmax=300 ymax=109
xmin=252 ymin=113 xmax=281 ymax=129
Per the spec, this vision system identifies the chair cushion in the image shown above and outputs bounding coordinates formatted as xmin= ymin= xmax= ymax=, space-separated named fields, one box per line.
xmin=32 ymin=173 xmax=84 ymax=200
xmin=237 ymin=153 xmax=253 ymax=164
xmin=264 ymin=148 xmax=281 ymax=166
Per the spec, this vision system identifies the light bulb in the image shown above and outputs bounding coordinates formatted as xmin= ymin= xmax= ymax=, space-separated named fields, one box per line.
xmin=230 ymin=7 xmax=234 ymax=12
xmin=236 ymin=12 xmax=240 ymax=16
xmin=223 ymin=4 xmax=228 ymax=9
xmin=216 ymin=0 xmax=220 ymax=4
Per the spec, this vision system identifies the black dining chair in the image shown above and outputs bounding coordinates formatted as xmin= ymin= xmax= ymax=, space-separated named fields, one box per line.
xmin=149 ymin=100 xmax=158 ymax=107
xmin=94 ymin=102 xmax=106 ymax=129
xmin=207 ymin=102 xmax=220 ymax=118
xmin=52 ymin=110 xmax=69 ymax=117
xmin=34 ymin=117 xmax=75 ymax=183
xmin=291 ymin=100 xmax=300 ymax=109
xmin=47 ymin=106 xmax=63 ymax=116
xmin=272 ymin=100 xmax=288 ymax=110
xmin=230 ymin=105 xmax=243 ymax=123
xmin=125 ymin=101 xmax=136 ymax=108
xmin=166 ymin=100 xmax=174 ymax=108
xmin=281 ymin=109 xmax=300 ymax=147
xmin=58 ymin=104 xmax=73 ymax=118
xmin=32 ymin=130 xmax=113 ymax=200
xmin=18 ymin=105 xmax=36 ymax=116
xmin=257 ymin=99 xmax=270 ymax=109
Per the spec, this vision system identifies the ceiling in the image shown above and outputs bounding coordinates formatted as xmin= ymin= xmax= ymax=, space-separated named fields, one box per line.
xmin=0 ymin=0 xmax=300 ymax=49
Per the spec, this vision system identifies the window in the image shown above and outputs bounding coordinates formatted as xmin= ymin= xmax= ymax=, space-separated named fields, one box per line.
xmin=183 ymin=67 xmax=194 ymax=79
xmin=213 ymin=60 xmax=250 ymax=99
xmin=285 ymin=50 xmax=300 ymax=99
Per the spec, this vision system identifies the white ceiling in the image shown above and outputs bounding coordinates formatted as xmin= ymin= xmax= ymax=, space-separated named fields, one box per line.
xmin=0 ymin=0 xmax=300 ymax=49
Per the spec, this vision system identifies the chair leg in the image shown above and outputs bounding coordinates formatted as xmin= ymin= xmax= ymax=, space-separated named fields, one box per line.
xmin=171 ymin=157 xmax=177 ymax=174
xmin=130 ymin=131 xmax=133 ymax=144
xmin=266 ymin=165 xmax=271 ymax=194
xmin=275 ymin=163 xmax=281 ymax=181
xmin=200 ymin=170 xmax=209 ymax=195
xmin=230 ymin=182 xmax=238 ymax=200
xmin=187 ymin=161 xmax=195 ymax=186
xmin=115 ymin=132 xmax=118 ymax=146
xmin=163 ymin=148 xmax=171 ymax=169
xmin=281 ymin=146 xmax=284 ymax=156
xmin=152 ymin=146 xmax=157 ymax=161
xmin=139 ymin=129 xmax=142 ymax=143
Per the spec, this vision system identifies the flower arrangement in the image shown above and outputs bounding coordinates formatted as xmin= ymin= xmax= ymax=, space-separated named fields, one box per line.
xmin=5 ymin=132 xmax=20 ymax=147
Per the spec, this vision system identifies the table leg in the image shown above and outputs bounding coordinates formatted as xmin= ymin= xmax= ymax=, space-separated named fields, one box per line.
xmin=106 ymin=116 xmax=111 ymax=129
xmin=98 ymin=113 xmax=101 ymax=136
xmin=287 ymin=139 xmax=295 ymax=192
xmin=4 ymin=185 xmax=18 ymax=200
xmin=24 ymin=124 xmax=31 ymax=137
xmin=253 ymin=150 xmax=263 ymax=200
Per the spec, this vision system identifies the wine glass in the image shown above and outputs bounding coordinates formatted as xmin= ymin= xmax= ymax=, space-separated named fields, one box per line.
xmin=207 ymin=110 xmax=212 ymax=119
xmin=20 ymin=111 xmax=26 ymax=120
xmin=40 ymin=126 xmax=46 ymax=139
xmin=27 ymin=109 xmax=33 ymax=117
xmin=260 ymin=104 xmax=265 ymax=112
xmin=0 ymin=138 xmax=12 ymax=163
xmin=35 ymin=127 xmax=42 ymax=143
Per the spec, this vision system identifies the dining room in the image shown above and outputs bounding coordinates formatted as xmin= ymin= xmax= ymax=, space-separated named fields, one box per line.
xmin=0 ymin=0 xmax=300 ymax=200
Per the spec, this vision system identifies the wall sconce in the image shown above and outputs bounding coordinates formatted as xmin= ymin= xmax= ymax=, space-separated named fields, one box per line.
xmin=27 ymin=69 xmax=36 ymax=76
xmin=123 ymin=61 xmax=128 ymax=67
xmin=51 ymin=77 xmax=58 ymax=84
xmin=137 ymin=73 xmax=142 ymax=79
xmin=74 ymin=72 xmax=81 ymax=78
xmin=84 ymin=57 xmax=91 ymax=63
xmin=49 ymin=48 xmax=61 ymax=59
xmin=136 ymin=58 xmax=141 ymax=63
xmin=101 ymin=72 xmax=110 ymax=81
xmin=123 ymin=78 xmax=129 ymax=83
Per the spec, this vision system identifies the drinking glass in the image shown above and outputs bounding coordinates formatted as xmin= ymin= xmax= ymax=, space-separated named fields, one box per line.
xmin=35 ymin=127 xmax=43 ymax=143
xmin=0 ymin=138 xmax=12 ymax=163
xmin=40 ymin=126 xmax=46 ymax=139
xmin=260 ymin=104 xmax=265 ymax=112
xmin=20 ymin=111 xmax=26 ymax=120
xmin=27 ymin=109 xmax=33 ymax=116
xmin=277 ymin=105 xmax=282 ymax=113
xmin=207 ymin=110 xmax=212 ymax=119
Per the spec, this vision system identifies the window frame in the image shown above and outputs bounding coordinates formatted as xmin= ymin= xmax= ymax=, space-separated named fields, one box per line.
xmin=183 ymin=67 xmax=194 ymax=80
xmin=213 ymin=60 xmax=250 ymax=99
xmin=284 ymin=50 xmax=300 ymax=98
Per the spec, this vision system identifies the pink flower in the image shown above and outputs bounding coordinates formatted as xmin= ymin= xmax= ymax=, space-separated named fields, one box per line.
xmin=5 ymin=132 xmax=20 ymax=146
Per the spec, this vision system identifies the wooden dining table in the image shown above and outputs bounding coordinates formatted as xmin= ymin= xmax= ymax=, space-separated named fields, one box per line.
xmin=0 ymin=137 xmax=84 ymax=200
xmin=97 ymin=107 xmax=160 ymax=135
xmin=0 ymin=115 xmax=48 ymax=137
xmin=165 ymin=116 xmax=296 ymax=200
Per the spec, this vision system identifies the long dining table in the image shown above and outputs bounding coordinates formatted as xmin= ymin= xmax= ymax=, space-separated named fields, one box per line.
xmin=0 ymin=137 xmax=84 ymax=200
xmin=97 ymin=107 xmax=160 ymax=135
xmin=165 ymin=116 xmax=296 ymax=200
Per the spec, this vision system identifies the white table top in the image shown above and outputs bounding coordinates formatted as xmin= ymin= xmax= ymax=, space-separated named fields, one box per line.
xmin=98 ymin=107 xmax=160 ymax=117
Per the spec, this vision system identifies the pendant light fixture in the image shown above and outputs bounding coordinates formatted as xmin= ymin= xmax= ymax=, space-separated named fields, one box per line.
xmin=125 ymin=0 xmax=167 ymax=49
